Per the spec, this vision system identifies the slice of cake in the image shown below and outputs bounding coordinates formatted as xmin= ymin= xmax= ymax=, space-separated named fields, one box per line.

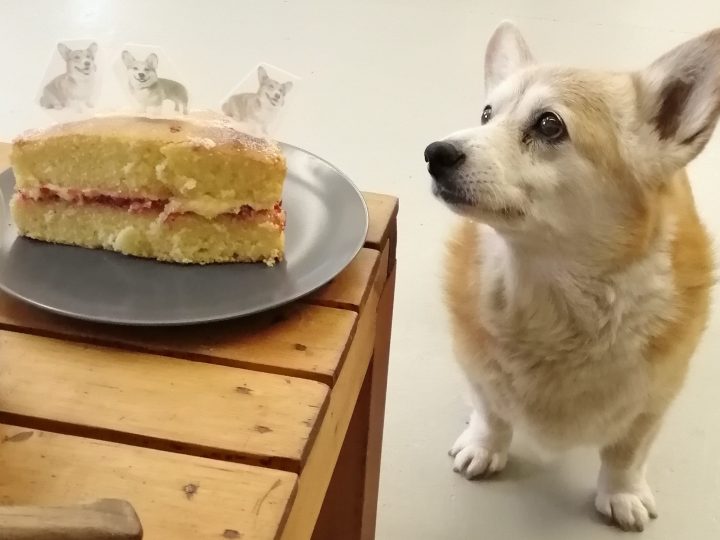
xmin=10 ymin=115 xmax=286 ymax=265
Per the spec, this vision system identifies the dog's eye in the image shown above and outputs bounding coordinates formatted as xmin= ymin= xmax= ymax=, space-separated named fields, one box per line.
xmin=535 ymin=112 xmax=566 ymax=140
xmin=481 ymin=106 xmax=492 ymax=125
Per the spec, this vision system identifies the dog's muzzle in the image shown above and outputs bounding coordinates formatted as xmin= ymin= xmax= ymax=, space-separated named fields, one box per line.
xmin=425 ymin=141 xmax=470 ymax=205
xmin=424 ymin=141 xmax=465 ymax=180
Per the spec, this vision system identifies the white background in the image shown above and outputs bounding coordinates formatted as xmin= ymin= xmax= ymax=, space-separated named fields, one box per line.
xmin=1 ymin=1 xmax=719 ymax=538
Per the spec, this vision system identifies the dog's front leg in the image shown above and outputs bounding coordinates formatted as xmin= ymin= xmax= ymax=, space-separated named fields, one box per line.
xmin=450 ymin=385 xmax=512 ymax=479
xmin=596 ymin=412 xmax=661 ymax=532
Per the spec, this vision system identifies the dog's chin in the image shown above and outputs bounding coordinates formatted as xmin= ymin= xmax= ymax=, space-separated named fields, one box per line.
xmin=432 ymin=182 xmax=470 ymax=206
xmin=432 ymin=181 xmax=525 ymax=223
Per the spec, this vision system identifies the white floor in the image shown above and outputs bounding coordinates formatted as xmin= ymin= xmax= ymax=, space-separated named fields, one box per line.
xmin=1 ymin=1 xmax=720 ymax=538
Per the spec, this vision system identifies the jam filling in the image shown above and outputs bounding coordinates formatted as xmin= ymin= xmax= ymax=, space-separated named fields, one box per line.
xmin=18 ymin=187 xmax=285 ymax=227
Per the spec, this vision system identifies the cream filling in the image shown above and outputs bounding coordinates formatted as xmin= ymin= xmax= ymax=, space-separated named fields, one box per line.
xmin=19 ymin=184 xmax=277 ymax=219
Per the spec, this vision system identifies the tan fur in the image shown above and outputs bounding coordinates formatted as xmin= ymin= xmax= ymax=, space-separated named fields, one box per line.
xmin=646 ymin=173 xmax=713 ymax=400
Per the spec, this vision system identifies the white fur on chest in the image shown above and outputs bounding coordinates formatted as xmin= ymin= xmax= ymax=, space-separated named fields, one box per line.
xmin=255 ymin=98 xmax=280 ymax=122
xmin=467 ymin=225 xmax=676 ymax=447
xmin=130 ymin=85 xmax=161 ymax=106
xmin=64 ymin=74 xmax=94 ymax=99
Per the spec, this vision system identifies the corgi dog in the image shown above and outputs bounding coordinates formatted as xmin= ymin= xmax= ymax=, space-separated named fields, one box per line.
xmin=222 ymin=66 xmax=293 ymax=136
xmin=426 ymin=22 xmax=719 ymax=532
xmin=121 ymin=51 xmax=188 ymax=114
xmin=40 ymin=42 xmax=98 ymax=111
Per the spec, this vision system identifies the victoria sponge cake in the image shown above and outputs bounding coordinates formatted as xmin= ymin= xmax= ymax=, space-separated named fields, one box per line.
xmin=10 ymin=115 xmax=286 ymax=265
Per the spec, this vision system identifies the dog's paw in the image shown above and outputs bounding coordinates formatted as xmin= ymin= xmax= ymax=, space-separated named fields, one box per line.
xmin=449 ymin=427 xmax=508 ymax=479
xmin=595 ymin=485 xmax=657 ymax=532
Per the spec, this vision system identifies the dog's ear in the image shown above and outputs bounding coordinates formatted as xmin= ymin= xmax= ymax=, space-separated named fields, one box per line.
xmin=281 ymin=81 xmax=293 ymax=95
xmin=87 ymin=42 xmax=98 ymax=57
xmin=57 ymin=43 xmax=71 ymax=61
xmin=146 ymin=53 xmax=159 ymax=70
xmin=636 ymin=28 xmax=720 ymax=170
xmin=484 ymin=21 xmax=534 ymax=94
xmin=121 ymin=50 xmax=135 ymax=68
xmin=258 ymin=66 xmax=269 ymax=84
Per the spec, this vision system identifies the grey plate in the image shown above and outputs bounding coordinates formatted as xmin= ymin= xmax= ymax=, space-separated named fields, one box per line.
xmin=0 ymin=144 xmax=368 ymax=326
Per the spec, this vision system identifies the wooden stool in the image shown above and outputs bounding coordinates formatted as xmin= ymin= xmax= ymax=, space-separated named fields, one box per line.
xmin=0 ymin=142 xmax=398 ymax=540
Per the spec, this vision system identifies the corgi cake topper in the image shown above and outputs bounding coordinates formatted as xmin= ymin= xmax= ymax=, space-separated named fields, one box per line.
xmin=221 ymin=63 xmax=298 ymax=138
xmin=37 ymin=40 xmax=101 ymax=119
xmin=32 ymin=41 xmax=300 ymax=141
xmin=115 ymin=44 xmax=190 ymax=116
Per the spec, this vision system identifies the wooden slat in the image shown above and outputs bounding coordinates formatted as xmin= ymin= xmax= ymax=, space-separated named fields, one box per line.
xmin=0 ymin=331 xmax=328 ymax=472
xmin=0 ymin=424 xmax=296 ymax=540
xmin=306 ymin=249 xmax=379 ymax=312
xmin=362 ymin=193 xmax=398 ymax=252
xmin=0 ymin=298 xmax=355 ymax=386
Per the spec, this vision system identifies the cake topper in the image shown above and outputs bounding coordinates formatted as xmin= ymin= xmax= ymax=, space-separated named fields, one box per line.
xmin=120 ymin=50 xmax=189 ymax=115
xmin=221 ymin=64 xmax=298 ymax=138
xmin=38 ymin=41 xmax=100 ymax=115
xmin=29 ymin=41 xmax=299 ymax=141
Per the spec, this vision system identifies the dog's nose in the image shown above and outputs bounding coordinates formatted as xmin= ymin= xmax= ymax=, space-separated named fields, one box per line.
xmin=84 ymin=61 xmax=90 ymax=67
xmin=424 ymin=141 xmax=465 ymax=175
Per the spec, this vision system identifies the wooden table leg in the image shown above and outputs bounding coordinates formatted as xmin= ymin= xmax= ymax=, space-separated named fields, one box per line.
xmin=361 ymin=267 xmax=395 ymax=539
xmin=311 ymin=268 xmax=396 ymax=540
